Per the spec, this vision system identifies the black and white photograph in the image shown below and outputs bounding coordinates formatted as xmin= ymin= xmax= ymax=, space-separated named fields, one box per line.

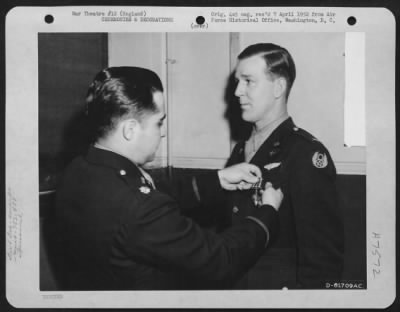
xmin=5 ymin=6 xmax=396 ymax=309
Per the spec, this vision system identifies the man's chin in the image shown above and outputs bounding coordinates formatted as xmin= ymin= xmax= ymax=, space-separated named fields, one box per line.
xmin=241 ymin=113 xmax=255 ymax=123
xmin=144 ymin=155 xmax=156 ymax=165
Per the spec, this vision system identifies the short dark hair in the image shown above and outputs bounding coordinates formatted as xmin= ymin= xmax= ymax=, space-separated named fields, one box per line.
xmin=85 ymin=66 xmax=163 ymax=139
xmin=238 ymin=43 xmax=296 ymax=99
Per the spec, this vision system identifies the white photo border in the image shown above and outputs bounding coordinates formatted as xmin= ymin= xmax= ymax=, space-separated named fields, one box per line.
xmin=5 ymin=6 xmax=396 ymax=309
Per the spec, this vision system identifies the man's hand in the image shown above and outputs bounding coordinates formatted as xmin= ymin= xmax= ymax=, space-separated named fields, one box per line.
xmin=218 ymin=163 xmax=261 ymax=191
xmin=261 ymin=182 xmax=284 ymax=211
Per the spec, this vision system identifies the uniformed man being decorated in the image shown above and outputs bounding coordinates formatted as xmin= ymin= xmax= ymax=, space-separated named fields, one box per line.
xmin=225 ymin=43 xmax=344 ymax=289
xmin=54 ymin=66 xmax=283 ymax=290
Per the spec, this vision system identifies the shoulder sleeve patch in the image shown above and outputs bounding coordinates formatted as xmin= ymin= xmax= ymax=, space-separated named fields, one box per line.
xmin=312 ymin=151 xmax=329 ymax=168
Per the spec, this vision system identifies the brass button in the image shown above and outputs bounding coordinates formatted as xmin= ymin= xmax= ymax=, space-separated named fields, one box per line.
xmin=120 ymin=170 xmax=126 ymax=176
xmin=232 ymin=206 xmax=239 ymax=214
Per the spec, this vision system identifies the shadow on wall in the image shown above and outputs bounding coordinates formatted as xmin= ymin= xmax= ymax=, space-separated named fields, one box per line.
xmin=39 ymin=109 xmax=94 ymax=192
xmin=58 ymin=109 xmax=95 ymax=168
xmin=223 ymin=71 xmax=252 ymax=143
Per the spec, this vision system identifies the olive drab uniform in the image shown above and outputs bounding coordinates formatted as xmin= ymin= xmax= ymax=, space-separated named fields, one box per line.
xmin=54 ymin=146 xmax=279 ymax=290
xmin=225 ymin=117 xmax=344 ymax=289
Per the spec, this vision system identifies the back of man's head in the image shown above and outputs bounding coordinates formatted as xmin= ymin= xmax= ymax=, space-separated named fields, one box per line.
xmin=85 ymin=66 xmax=163 ymax=140
xmin=238 ymin=43 xmax=296 ymax=100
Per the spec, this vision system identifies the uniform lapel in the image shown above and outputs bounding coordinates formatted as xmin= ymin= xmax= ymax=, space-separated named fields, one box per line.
xmin=226 ymin=141 xmax=246 ymax=166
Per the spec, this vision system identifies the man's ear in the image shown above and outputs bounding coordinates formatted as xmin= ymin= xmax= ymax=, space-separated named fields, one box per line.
xmin=122 ymin=118 xmax=140 ymax=141
xmin=273 ymin=77 xmax=287 ymax=99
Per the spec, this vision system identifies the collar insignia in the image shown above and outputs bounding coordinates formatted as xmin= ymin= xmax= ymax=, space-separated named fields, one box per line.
xmin=139 ymin=186 xmax=151 ymax=194
xmin=269 ymin=149 xmax=279 ymax=157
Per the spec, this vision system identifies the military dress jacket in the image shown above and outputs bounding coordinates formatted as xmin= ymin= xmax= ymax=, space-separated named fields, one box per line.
xmin=225 ymin=117 xmax=344 ymax=289
xmin=54 ymin=146 xmax=279 ymax=290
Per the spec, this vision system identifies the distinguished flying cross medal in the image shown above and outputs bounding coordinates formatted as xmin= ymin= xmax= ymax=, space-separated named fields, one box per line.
xmin=312 ymin=151 xmax=328 ymax=168
xmin=250 ymin=177 xmax=263 ymax=207
xmin=250 ymin=162 xmax=282 ymax=207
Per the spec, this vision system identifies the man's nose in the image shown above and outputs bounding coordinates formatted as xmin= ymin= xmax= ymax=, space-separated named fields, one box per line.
xmin=234 ymin=81 xmax=244 ymax=97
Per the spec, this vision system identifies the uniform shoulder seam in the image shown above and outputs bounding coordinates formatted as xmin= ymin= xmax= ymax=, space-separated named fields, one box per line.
xmin=291 ymin=127 xmax=321 ymax=145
